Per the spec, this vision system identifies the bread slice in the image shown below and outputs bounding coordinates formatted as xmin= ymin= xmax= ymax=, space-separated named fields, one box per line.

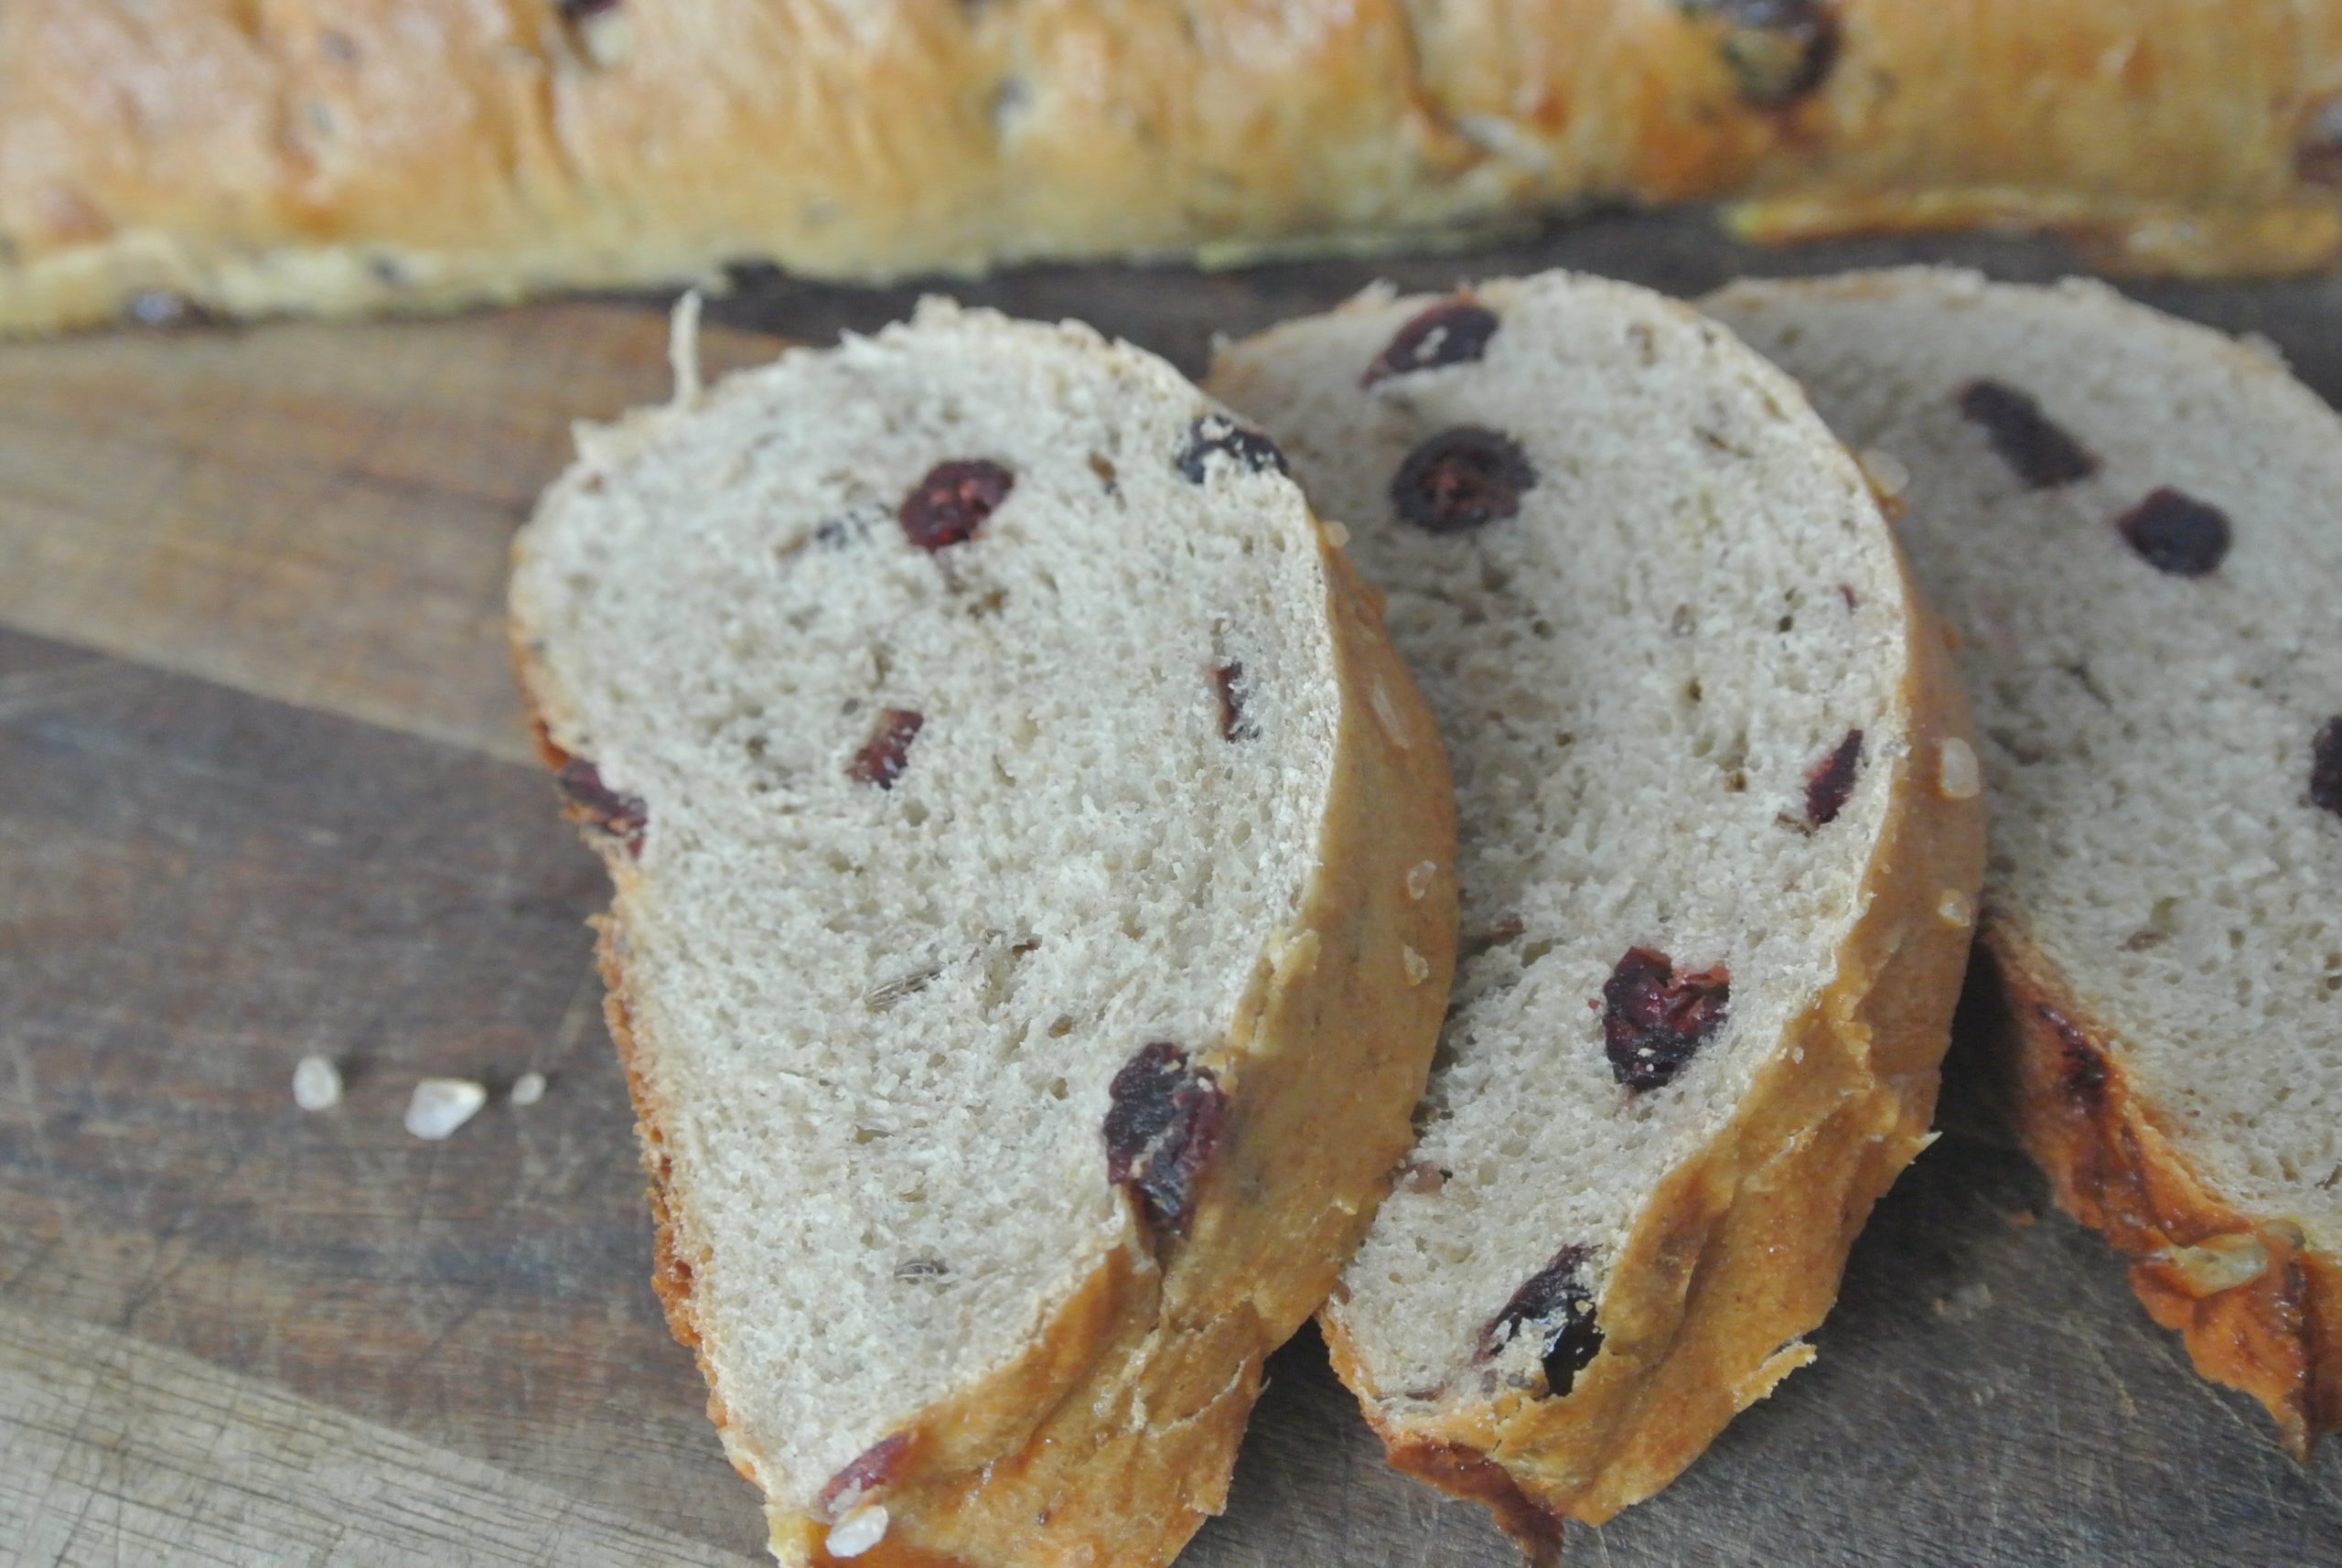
xmin=507 ymin=301 xmax=1456 ymax=1567
xmin=1708 ymin=269 xmax=2342 ymax=1456
xmin=1206 ymin=271 xmax=1983 ymax=1551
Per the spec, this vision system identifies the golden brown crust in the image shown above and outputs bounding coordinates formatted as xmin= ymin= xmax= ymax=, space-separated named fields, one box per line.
xmin=6 ymin=0 xmax=2342 ymax=337
xmin=1323 ymin=555 xmax=1987 ymax=1543
xmin=1983 ymin=922 xmax=2340 ymax=1459
xmin=513 ymin=502 xmax=1458 ymax=1564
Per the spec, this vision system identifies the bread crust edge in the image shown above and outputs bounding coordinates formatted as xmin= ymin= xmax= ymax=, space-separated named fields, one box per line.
xmin=1324 ymin=551 xmax=1987 ymax=1544
xmin=1982 ymin=920 xmax=2340 ymax=1459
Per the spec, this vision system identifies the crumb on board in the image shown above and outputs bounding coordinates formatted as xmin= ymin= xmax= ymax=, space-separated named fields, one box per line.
xmin=405 ymin=1079 xmax=488 ymax=1140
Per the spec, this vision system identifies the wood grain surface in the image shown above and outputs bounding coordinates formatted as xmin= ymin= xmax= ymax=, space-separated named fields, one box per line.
xmin=2 ymin=209 xmax=2338 ymax=1566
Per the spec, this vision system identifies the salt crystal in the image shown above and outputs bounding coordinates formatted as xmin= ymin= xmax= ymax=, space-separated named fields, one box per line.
xmin=404 ymin=1079 xmax=488 ymax=1140
xmin=510 ymin=1071 xmax=547 ymax=1107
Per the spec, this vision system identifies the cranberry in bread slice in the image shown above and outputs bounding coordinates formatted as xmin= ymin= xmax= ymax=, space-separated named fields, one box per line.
xmin=1712 ymin=269 xmax=2342 ymax=1459
xmin=1209 ymin=271 xmax=1983 ymax=1552
xmin=510 ymin=301 xmax=1456 ymax=1567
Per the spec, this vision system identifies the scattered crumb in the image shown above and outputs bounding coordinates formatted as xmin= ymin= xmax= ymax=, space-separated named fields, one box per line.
xmin=826 ymin=1505 xmax=889 ymax=1558
xmin=1402 ymin=945 xmax=1431 ymax=986
xmin=292 ymin=1056 xmax=342 ymax=1112
xmin=405 ymin=1079 xmax=488 ymax=1141
xmin=510 ymin=1071 xmax=547 ymax=1107
xmin=1938 ymin=888 xmax=1974 ymax=928
xmin=1405 ymin=860 xmax=1438 ymax=901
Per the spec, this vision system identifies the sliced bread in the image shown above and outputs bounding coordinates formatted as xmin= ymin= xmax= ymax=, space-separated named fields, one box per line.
xmin=1708 ymin=269 xmax=2342 ymax=1455
xmin=1206 ymin=271 xmax=1983 ymax=1550
xmin=508 ymin=301 xmax=1456 ymax=1567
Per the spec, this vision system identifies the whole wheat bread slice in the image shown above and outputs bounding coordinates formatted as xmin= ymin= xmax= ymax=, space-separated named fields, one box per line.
xmin=1207 ymin=270 xmax=1983 ymax=1552
xmin=1710 ymin=268 xmax=2342 ymax=1455
xmin=509 ymin=301 xmax=1456 ymax=1567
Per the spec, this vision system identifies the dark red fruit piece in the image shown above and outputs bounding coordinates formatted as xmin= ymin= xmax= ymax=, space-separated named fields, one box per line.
xmin=899 ymin=459 xmax=1014 ymax=552
xmin=816 ymin=1433 xmax=909 ymax=1517
xmin=1477 ymin=1244 xmax=1605 ymax=1396
xmin=1390 ymin=426 xmax=1536 ymax=533
xmin=1212 ymin=661 xmax=1257 ymax=742
xmin=555 ymin=758 xmax=648 ymax=856
xmin=849 ymin=708 xmax=925 ymax=789
xmin=1957 ymin=381 xmax=2099 ymax=489
xmin=2116 ymin=487 xmax=2231 ymax=577
xmin=1802 ymin=728 xmax=1864 ymax=828
xmin=1685 ymin=0 xmax=1841 ymax=105
xmin=1600 ymin=948 xmax=1730 ymax=1092
xmin=2310 ymin=717 xmax=2342 ymax=819
xmin=1103 ymin=1042 xmax=1227 ymax=1237
xmin=2036 ymin=1004 xmax=2107 ymax=1110
xmin=1176 ymin=414 xmax=1287 ymax=482
xmin=1363 ymin=300 xmax=1501 ymax=386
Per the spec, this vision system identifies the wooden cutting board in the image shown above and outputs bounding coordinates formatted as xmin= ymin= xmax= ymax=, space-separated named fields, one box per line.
xmin=3 ymin=213 xmax=2338 ymax=1567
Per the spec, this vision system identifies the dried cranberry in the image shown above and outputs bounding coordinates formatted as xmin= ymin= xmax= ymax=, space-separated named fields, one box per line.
xmin=2311 ymin=717 xmax=2342 ymax=819
xmin=1391 ymin=426 xmax=1536 ymax=533
xmin=1102 ymin=1042 xmax=1227 ymax=1237
xmin=1802 ymin=729 xmax=1864 ymax=828
xmin=1212 ymin=661 xmax=1257 ymax=742
xmin=1477 ymin=1244 xmax=1605 ymax=1396
xmin=1600 ymin=948 xmax=1730 ymax=1092
xmin=1685 ymin=0 xmax=1841 ymax=106
xmin=2037 ymin=1005 xmax=2107 ymax=1110
xmin=899 ymin=460 xmax=1013 ymax=552
xmin=1176 ymin=415 xmax=1287 ymax=482
xmin=556 ymin=759 xmax=648 ymax=855
xmin=849 ymin=709 xmax=925 ymax=789
xmin=816 ymin=1433 xmax=908 ymax=1518
xmin=1363 ymin=300 xmax=1501 ymax=386
xmin=2116 ymin=488 xmax=2231 ymax=577
xmin=1957 ymin=381 xmax=2099 ymax=489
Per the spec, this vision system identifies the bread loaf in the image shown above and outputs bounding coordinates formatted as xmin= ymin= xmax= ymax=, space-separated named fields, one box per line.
xmin=509 ymin=300 xmax=1456 ymax=1566
xmin=1709 ymin=268 xmax=2342 ymax=1457
xmin=5 ymin=1 xmax=2340 ymax=337
xmin=1207 ymin=270 xmax=1983 ymax=1552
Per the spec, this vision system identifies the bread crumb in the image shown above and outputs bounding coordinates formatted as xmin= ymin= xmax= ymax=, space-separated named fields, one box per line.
xmin=1937 ymin=888 xmax=1974 ymax=928
xmin=1322 ymin=518 xmax=1351 ymax=549
xmin=292 ymin=1056 xmax=342 ymax=1112
xmin=826 ymin=1505 xmax=889 ymax=1558
xmin=1405 ymin=860 xmax=1438 ymax=900
xmin=1939 ymin=736 xmax=1982 ymax=800
xmin=510 ymin=1071 xmax=547 ymax=1107
xmin=1402 ymin=945 xmax=1431 ymax=986
xmin=405 ymin=1079 xmax=488 ymax=1140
